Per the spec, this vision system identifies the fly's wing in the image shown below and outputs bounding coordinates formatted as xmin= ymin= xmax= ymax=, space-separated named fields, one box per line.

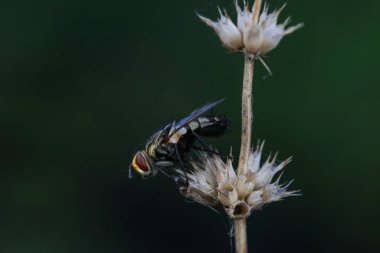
xmin=168 ymin=99 xmax=224 ymax=138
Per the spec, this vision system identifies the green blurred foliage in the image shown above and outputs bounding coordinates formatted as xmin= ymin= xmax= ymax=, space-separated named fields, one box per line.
xmin=1 ymin=0 xmax=379 ymax=252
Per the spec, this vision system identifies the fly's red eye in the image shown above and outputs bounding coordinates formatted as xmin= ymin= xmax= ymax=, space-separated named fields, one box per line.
xmin=135 ymin=152 xmax=149 ymax=172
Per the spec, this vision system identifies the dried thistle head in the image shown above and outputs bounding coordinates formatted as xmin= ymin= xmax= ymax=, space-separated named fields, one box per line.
xmin=197 ymin=0 xmax=303 ymax=56
xmin=179 ymin=141 xmax=299 ymax=219
xmin=198 ymin=7 xmax=244 ymax=51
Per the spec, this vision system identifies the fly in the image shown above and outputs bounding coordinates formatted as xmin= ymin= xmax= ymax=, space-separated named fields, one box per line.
xmin=130 ymin=99 xmax=228 ymax=183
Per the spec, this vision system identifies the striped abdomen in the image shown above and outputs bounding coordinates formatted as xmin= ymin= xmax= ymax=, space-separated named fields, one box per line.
xmin=191 ymin=116 xmax=228 ymax=137
xmin=168 ymin=116 xmax=228 ymax=145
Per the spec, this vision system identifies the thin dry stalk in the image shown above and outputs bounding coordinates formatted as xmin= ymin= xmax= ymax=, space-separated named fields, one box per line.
xmin=234 ymin=53 xmax=254 ymax=253
xmin=235 ymin=2 xmax=262 ymax=253
xmin=237 ymin=55 xmax=254 ymax=176
xmin=234 ymin=219 xmax=248 ymax=253
xmin=252 ymin=0 xmax=262 ymax=23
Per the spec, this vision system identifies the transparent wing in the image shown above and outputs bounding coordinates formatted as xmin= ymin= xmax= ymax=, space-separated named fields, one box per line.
xmin=168 ymin=99 xmax=224 ymax=138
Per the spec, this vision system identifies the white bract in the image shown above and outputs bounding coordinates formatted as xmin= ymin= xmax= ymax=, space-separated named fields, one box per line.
xmin=180 ymin=141 xmax=299 ymax=219
xmin=197 ymin=0 xmax=303 ymax=55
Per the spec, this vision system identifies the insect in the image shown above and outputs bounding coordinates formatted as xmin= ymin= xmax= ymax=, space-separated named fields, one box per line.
xmin=130 ymin=99 xmax=229 ymax=181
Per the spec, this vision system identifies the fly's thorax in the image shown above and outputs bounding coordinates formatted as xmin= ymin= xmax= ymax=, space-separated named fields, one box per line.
xmin=147 ymin=143 xmax=158 ymax=158
xmin=131 ymin=151 xmax=156 ymax=178
xmin=145 ymin=130 xmax=167 ymax=157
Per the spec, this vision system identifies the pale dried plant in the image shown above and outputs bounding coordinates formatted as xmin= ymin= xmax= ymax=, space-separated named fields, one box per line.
xmin=180 ymin=142 xmax=299 ymax=218
xmin=180 ymin=1 xmax=303 ymax=253
xmin=197 ymin=0 xmax=303 ymax=55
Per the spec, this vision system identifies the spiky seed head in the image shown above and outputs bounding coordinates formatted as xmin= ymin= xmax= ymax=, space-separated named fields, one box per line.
xmin=198 ymin=0 xmax=303 ymax=56
xmin=179 ymin=141 xmax=300 ymax=219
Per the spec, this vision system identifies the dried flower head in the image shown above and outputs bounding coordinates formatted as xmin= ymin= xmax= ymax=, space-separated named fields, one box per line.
xmin=197 ymin=0 xmax=303 ymax=56
xmin=179 ymin=141 xmax=299 ymax=219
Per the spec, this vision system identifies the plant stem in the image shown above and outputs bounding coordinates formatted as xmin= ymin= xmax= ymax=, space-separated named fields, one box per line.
xmin=234 ymin=218 xmax=248 ymax=253
xmin=252 ymin=0 xmax=262 ymax=23
xmin=237 ymin=55 xmax=254 ymax=175
xmin=236 ymin=2 xmax=260 ymax=253
xmin=234 ymin=53 xmax=254 ymax=253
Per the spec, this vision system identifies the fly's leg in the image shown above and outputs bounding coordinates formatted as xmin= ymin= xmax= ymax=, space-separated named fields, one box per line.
xmin=193 ymin=133 xmax=219 ymax=155
xmin=155 ymin=161 xmax=175 ymax=167
xmin=155 ymin=161 xmax=186 ymax=188
xmin=156 ymin=166 xmax=171 ymax=178
xmin=128 ymin=164 xmax=133 ymax=179
xmin=155 ymin=147 xmax=169 ymax=156
xmin=193 ymin=132 xmax=212 ymax=152
xmin=174 ymin=144 xmax=189 ymax=187
xmin=193 ymin=133 xmax=233 ymax=160
xmin=193 ymin=145 xmax=220 ymax=156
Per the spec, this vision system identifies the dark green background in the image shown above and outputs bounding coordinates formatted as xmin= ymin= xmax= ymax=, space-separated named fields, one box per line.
xmin=1 ymin=0 xmax=379 ymax=252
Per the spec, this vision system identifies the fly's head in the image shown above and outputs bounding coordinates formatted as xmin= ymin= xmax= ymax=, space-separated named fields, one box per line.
xmin=131 ymin=150 xmax=156 ymax=178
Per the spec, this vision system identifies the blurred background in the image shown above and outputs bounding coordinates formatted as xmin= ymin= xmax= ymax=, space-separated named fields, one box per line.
xmin=1 ymin=0 xmax=379 ymax=252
